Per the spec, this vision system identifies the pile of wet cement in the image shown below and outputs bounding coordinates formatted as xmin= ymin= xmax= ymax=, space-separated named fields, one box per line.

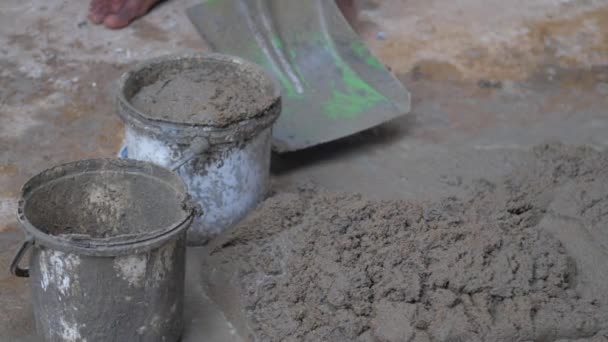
xmin=130 ymin=67 xmax=273 ymax=127
xmin=205 ymin=143 xmax=608 ymax=342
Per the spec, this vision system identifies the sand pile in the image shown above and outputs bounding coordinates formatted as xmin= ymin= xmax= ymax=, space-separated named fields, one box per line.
xmin=130 ymin=66 xmax=272 ymax=126
xmin=204 ymin=143 xmax=608 ymax=341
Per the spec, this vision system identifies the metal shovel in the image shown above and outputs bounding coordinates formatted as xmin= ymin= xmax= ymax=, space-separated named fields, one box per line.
xmin=187 ymin=0 xmax=411 ymax=152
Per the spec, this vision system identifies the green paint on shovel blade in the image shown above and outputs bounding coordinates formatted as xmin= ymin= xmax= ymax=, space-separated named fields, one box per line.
xmin=324 ymin=63 xmax=388 ymax=119
xmin=250 ymin=44 xmax=303 ymax=106
xmin=351 ymin=41 xmax=385 ymax=71
xmin=321 ymin=38 xmax=388 ymax=119
xmin=250 ymin=31 xmax=389 ymax=120
xmin=205 ymin=0 xmax=221 ymax=6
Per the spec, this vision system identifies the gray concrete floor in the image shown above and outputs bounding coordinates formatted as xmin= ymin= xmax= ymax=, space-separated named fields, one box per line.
xmin=2 ymin=0 xmax=608 ymax=341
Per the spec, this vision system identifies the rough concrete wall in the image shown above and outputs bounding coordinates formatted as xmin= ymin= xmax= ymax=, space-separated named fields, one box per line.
xmin=354 ymin=0 xmax=608 ymax=80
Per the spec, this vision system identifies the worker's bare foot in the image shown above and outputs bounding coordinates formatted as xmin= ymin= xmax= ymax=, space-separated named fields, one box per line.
xmin=89 ymin=0 xmax=354 ymax=30
xmin=88 ymin=0 xmax=161 ymax=29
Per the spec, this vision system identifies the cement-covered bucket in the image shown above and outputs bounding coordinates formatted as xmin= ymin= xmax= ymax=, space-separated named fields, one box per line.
xmin=10 ymin=159 xmax=195 ymax=342
xmin=117 ymin=53 xmax=281 ymax=245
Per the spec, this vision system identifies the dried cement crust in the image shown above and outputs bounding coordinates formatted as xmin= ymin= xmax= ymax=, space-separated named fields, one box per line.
xmin=204 ymin=143 xmax=608 ymax=342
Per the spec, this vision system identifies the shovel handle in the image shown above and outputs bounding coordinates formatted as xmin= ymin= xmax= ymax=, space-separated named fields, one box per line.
xmin=10 ymin=237 xmax=33 ymax=278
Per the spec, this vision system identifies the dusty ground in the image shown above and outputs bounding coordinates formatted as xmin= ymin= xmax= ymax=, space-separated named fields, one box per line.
xmin=356 ymin=0 xmax=608 ymax=80
xmin=1 ymin=0 xmax=608 ymax=341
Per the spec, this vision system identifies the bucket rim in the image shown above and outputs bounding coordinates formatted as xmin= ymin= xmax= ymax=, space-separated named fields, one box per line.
xmin=17 ymin=158 xmax=195 ymax=257
xmin=116 ymin=53 xmax=281 ymax=142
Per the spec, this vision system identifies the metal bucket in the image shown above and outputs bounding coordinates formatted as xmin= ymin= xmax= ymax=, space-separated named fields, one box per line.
xmin=10 ymin=159 xmax=195 ymax=342
xmin=117 ymin=53 xmax=281 ymax=245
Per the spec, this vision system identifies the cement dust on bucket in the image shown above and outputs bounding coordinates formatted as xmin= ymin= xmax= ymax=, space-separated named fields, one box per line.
xmin=9 ymin=52 xmax=281 ymax=342
xmin=10 ymin=159 xmax=195 ymax=342
xmin=117 ymin=53 xmax=281 ymax=245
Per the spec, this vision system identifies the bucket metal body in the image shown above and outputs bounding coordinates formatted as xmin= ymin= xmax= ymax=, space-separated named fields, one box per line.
xmin=29 ymin=239 xmax=186 ymax=342
xmin=11 ymin=159 xmax=194 ymax=342
xmin=123 ymin=126 xmax=273 ymax=244
xmin=117 ymin=54 xmax=281 ymax=245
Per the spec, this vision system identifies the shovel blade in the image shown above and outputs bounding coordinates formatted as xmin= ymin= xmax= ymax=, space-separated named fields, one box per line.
xmin=187 ymin=0 xmax=410 ymax=152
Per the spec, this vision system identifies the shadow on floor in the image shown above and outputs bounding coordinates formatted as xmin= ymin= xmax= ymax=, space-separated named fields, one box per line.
xmin=271 ymin=113 xmax=416 ymax=175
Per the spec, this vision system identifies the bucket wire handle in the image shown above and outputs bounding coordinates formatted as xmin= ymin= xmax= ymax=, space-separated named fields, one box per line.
xmin=10 ymin=236 xmax=33 ymax=278
xmin=169 ymin=137 xmax=210 ymax=171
